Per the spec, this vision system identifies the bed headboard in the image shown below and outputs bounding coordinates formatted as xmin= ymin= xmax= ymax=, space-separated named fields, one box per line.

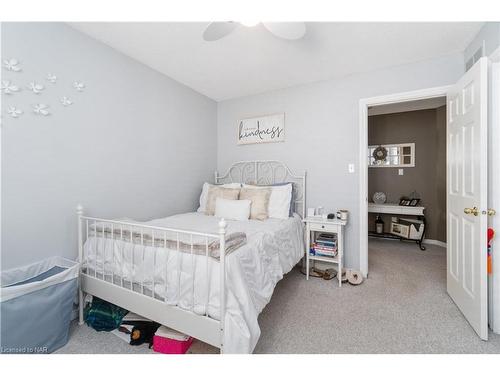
xmin=215 ymin=160 xmax=306 ymax=218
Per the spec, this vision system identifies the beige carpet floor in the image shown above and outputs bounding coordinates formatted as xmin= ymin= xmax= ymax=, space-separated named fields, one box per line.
xmin=57 ymin=238 xmax=500 ymax=354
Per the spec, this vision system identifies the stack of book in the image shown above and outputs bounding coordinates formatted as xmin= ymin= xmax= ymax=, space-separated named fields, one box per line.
xmin=310 ymin=233 xmax=338 ymax=257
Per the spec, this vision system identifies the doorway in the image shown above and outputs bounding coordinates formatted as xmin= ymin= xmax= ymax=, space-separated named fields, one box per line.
xmin=359 ymin=85 xmax=452 ymax=277
xmin=367 ymin=99 xmax=447 ymax=252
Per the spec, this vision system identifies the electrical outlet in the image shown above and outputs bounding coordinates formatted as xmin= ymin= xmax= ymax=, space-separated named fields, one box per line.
xmin=348 ymin=164 xmax=355 ymax=173
xmin=398 ymin=168 xmax=404 ymax=176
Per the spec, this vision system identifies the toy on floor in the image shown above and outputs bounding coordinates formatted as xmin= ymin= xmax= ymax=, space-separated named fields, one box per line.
xmin=488 ymin=228 xmax=495 ymax=275
xmin=120 ymin=320 xmax=161 ymax=348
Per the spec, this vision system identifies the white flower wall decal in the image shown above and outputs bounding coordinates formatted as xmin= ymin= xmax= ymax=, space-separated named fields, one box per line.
xmin=0 ymin=54 xmax=87 ymax=119
xmin=73 ymin=81 xmax=85 ymax=92
xmin=46 ymin=73 xmax=57 ymax=83
xmin=33 ymin=104 xmax=50 ymax=116
xmin=60 ymin=96 xmax=73 ymax=106
xmin=27 ymin=81 xmax=45 ymax=94
xmin=7 ymin=107 xmax=23 ymax=118
xmin=1 ymin=80 xmax=20 ymax=94
xmin=3 ymin=58 xmax=22 ymax=72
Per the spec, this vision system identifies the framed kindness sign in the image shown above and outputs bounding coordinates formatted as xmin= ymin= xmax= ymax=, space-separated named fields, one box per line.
xmin=237 ymin=113 xmax=285 ymax=145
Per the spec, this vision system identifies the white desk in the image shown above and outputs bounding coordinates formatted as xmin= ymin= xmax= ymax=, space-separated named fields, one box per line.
xmin=368 ymin=203 xmax=424 ymax=216
xmin=368 ymin=203 xmax=426 ymax=250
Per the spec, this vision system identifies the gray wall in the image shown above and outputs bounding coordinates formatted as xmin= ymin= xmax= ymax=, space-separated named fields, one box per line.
xmin=464 ymin=22 xmax=500 ymax=63
xmin=368 ymin=106 xmax=446 ymax=242
xmin=217 ymin=53 xmax=464 ymax=270
xmin=1 ymin=23 xmax=217 ymax=270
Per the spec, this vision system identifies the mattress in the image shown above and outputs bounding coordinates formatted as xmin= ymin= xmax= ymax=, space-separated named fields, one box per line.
xmin=83 ymin=212 xmax=304 ymax=353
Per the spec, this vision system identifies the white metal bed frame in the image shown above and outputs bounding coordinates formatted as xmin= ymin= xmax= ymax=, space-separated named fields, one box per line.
xmin=77 ymin=160 xmax=306 ymax=353
xmin=215 ymin=160 xmax=306 ymax=219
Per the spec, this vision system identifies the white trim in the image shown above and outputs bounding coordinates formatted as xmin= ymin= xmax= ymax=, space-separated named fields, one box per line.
xmin=488 ymin=50 xmax=500 ymax=333
xmin=490 ymin=46 xmax=500 ymax=63
xmin=359 ymin=85 xmax=451 ymax=278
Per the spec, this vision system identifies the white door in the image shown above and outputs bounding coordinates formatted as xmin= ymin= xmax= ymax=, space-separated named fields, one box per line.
xmin=447 ymin=57 xmax=488 ymax=340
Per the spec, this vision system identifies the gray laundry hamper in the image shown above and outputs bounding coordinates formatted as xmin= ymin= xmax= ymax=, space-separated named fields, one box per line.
xmin=0 ymin=256 xmax=79 ymax=354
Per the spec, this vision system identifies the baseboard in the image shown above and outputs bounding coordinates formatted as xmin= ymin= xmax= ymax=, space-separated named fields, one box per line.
xmin=422 ymin=239 xmax=447 ymax=248
xmin=369 ymin=235 xmax=447 ymax=248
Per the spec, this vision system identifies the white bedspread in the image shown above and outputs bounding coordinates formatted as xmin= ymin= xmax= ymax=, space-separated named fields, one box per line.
xmin=83 ymin=212 xmax=304 ymax=353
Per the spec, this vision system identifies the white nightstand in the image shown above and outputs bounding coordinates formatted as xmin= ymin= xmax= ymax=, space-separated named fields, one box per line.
xmin=303 ymin=216 xmax=347 ymax=287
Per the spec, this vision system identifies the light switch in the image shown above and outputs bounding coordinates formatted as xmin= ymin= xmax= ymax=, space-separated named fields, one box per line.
xmin=348 ymin=164 xmax=355 ymax=173
xmin=398 ymin=169 xmax=404 ymax=176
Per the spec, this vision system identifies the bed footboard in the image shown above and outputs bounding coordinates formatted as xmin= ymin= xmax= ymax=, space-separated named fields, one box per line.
xmin=76 ymin=205 xmax=227 ymax=353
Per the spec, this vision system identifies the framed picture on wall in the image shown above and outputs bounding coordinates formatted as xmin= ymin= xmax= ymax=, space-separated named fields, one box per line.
xmin=237 ymin=113 xmax=285 ymax=145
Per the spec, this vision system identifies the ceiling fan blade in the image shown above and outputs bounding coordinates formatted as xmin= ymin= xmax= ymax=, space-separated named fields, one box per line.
xmin=262 ymin=22 xmax=306 ymax=40
xmin=203 ymin=22 xmax=239 ymax=41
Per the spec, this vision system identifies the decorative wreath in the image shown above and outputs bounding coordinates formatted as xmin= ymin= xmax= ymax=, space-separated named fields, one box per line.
xmin=373 ymin=146 xmax=388 ymax=161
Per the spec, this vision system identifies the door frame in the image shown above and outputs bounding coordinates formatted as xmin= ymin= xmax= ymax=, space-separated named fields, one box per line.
xmin=358 ymin=85 xmax=452 ymax=277
xmin=489 ymin=47 xmax=500 ymax=333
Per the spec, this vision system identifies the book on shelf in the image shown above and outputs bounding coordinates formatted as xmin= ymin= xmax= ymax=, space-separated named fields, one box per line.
xmin=313 ymin=244 xmax=337 ymax=251
xmin=317 ymin=233 xmax=336 ymax=240
xmin=310 ymin=246 xmax=338 ymax=258
xmin=315 ymin=240 xmax=337 ymax=247
xmin=316 ymin=234 xmax=337 ymax=244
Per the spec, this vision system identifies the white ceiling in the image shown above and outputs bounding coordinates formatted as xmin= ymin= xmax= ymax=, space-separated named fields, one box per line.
xmin=70 ymin=22 xmax=483 ymax=101
xmin=368 ymin=96 xmax=447 ymax=116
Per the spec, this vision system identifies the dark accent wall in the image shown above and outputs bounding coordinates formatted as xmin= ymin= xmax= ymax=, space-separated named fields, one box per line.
xmin=368 ymin=106 xmax=446 ymax=242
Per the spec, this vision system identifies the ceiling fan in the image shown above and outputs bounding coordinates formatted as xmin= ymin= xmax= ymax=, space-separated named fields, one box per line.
xmin=202 ymin=22 xmax=306 ymax=41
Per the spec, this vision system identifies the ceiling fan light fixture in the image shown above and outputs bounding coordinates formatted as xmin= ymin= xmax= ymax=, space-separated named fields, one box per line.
xmin=240 ymin=20 xmax=260 ymax=28
xmin=202 ymin=21 xmax=306 ymax=41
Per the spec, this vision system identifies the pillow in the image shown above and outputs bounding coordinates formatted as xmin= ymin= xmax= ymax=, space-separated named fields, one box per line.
xmin=198 ymin=182 xmax=241 ymax=213
xmin=239 ymin=187 xmax=271 ymax=220
xmin=243 ymin=183 xmax=293 ymax=219
xmin=215 ymin=198 xmax=251 ymax=221
xmin=205 ymin=186 xmax=240 ymax=216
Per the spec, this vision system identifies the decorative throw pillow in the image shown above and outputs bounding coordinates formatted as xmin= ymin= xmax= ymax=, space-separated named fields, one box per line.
xmin=215 ymin=198 xmax=251 ymax=221
xmin=205 ymin=186 xmax=240 ymax=216
xmin=243 ymin=183 xmax=293 ymax=219
xmin=271 ymin=182 xmax=295 ymax=217
xmin=197 ymin=182 xmax=241 ymax=213
xmin=239 ymin=187 xmax=271 ymax=220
